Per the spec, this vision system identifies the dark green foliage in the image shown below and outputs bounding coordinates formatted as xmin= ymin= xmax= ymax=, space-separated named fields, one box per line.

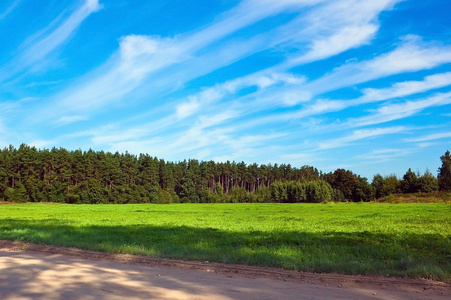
xmin=270 ymin=180 xmax=335 ymax=203
xmin=0 ymin=144 xmax=444 ymax=203
xmin=438 ymin=150 xmax=451 ymax=191
xmin=372 ymin=169 xmax=439 ymax=200
xmin=401 ymin=168 xmax=419 ymax=193
xmin=180 ymin=176 xmax=198 ymax=203
xmin=384 ymin=175 xmax=402 ymax=195
xmin=417 ymin=170 xmax=438 ymax=193
xmin=305 ymin=180 xmax=333 ymax=203
xmin=229 ymin=187 xmax=247 ymax=203
xmin=157 ymin=188 xmax=172 ymax=204
xmin=214 ymin=182 xmax=223 ymax=195
xmin=4 ymin=182 xmax=27 ymax=203
xmin=355 ymin=177 xmax=374 ymax=202
xmin=325 ymin=169 xmax=373 ymax=202
xmin=148 ymin=185 xmax=159 ymax=203
xmin=87 ymin=178 xmax=106 ymax=204
xmin=0 ymin=145 xmax=334 ymax=203
xmin=371 ymin=174 xmax=384 ymax=199
xmin=270 ymin=181 xmax=288 ymax=202
xmin=372 ymin=174 xmax=401 ymax=198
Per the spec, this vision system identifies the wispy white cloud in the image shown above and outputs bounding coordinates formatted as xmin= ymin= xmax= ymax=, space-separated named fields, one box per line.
xmin=359 ymin=72 xmax=451 ymax=102
xmin=280 ymin=152 xmax=321 ymax=166
xmin=347 ymin=91 xmax=451 ymax=127
xmin=305 ymin=35 xmax=451 ymax=94
xmin=34 ymin=0 xmax=403 ymax=125
xmin=406 ymin=132 xmax=451 ymax=143
xmin=0 ymin=0 xmax=101 ymax=79
xmin=87 ymin=111 xmax=285 ymax=163
xmin=294 ymin=24 xmax=378 ymax=63
xmin=163 ymin=0 xmax=401 ymax=109
xmin=175 ymin=72 xmax=306 ymax=120
xmin=51 ymin=1 xmax=320 ymax=117
xmin=356 ymin=148 xmax=412 ymax=163
xmin=176 ymin=88 xmax=225 ymax=119
xmin=223 ymin=34 xmax=451 ymax=132
xmin=178 ymin=0 xmax=324 ymax=53
xmin=0 ymin=97 xmax=37 ymax=120
xmin=365 ymin=35 xmax=451 ymax=75
xmin=91 ymin=127 xmax=150 ymax=145
xmin=176 ymin=100 xmax=201 ymax=119
xmin=19 ymin=0 xmax=102 ymax=66
xmin=28 ymin=139 xmax=57 ymax=149
xmin=56 ymin=115 xmax=88 ymax=126
xmin=0 ymin=0 xmax=21 ymax=20
xmin=25 ymin=80 xmax=64 ymax=88
xmin=197 ymin=111 xmax=237 ymax=129
xmin=317 ymin=126 xmax=407 ymax=150
xmin=152 ymin=70 xmax=449 ymax=158
xmin=0 ymin=116 xmax=7 ymax=137
xmin=159 ymin=31 xmax=451 ymax=161
xmin=287 ymin=0 xmax=401 ymax=65
xmin=279 ymin=72 xmax=451 ymax=120
xmin=166 ymin=0 xmax=406 ymax=122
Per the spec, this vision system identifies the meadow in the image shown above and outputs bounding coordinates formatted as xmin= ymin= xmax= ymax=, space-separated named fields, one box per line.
xmin=0 ymin=203 xmax=450 ymax=280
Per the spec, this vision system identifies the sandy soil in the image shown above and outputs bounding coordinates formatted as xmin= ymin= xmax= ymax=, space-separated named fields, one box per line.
xmin=0 ymin=240 xmax=450 ymax=300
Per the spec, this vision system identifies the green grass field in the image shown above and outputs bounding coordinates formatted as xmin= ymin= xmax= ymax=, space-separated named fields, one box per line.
xmin=0 ymin=203 xmax=450 ymax=280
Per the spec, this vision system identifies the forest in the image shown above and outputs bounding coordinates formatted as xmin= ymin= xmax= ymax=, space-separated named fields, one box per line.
xmin=0 ymin=144 xmax=449 ymax=204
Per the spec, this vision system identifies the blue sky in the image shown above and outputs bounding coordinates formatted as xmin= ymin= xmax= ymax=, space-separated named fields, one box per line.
xmin=1 ymin=0 xmax=450 ymax=179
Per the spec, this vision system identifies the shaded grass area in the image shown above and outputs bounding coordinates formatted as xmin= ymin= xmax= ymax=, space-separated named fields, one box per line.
xmin=0 ymin=203 xmax=450 ymax=280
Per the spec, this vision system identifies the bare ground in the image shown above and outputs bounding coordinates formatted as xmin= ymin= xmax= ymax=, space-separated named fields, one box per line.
xmin=0 ymin=240 xmax=450 ymax=300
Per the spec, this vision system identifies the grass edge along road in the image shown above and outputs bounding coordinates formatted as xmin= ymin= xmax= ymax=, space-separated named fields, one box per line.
xmin=0 ymin=202 xmax=450 ymax=281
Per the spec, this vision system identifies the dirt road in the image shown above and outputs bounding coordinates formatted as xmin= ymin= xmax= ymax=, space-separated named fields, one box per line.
xmin=0 ymin=240 xmax=449 ymax=300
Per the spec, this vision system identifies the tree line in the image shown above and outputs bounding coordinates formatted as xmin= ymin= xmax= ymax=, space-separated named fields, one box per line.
xmin=1 ymin=144 xmax=450 ymax=204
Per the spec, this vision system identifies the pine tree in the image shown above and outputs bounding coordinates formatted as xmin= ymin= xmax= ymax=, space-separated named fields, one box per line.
xmin=438 ymin=150 xmax=451 ymax=191
xmin=417 ymin=169 xmax=438 ymax=193
xmin=401 ymin=168 xmax=419 ymax=193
